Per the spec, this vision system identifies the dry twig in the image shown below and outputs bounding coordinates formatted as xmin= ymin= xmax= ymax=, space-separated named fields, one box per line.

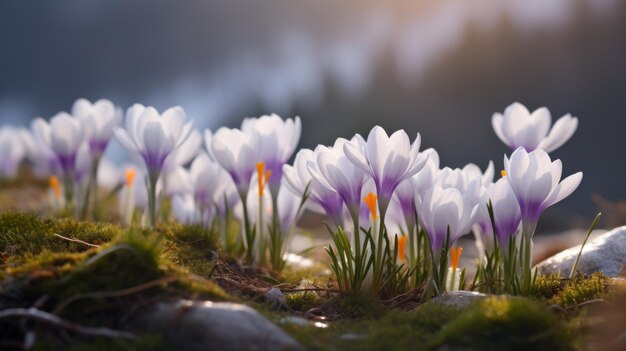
xmin=0 ymin=308 xmax=134 ymax=339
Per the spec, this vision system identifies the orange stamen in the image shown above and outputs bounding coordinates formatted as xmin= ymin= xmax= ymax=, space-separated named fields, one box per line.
xmin=450 ymin=246 xmax=463 ymax=270
xmin=256 ymin=162 xmax=272 ymax=196
xmin=501 ymin=170 xmax=507 ymax=177
xmin=397 ymin=235 xmax=407 ymax=262
xmin=125 ymin=168 xmax=137 ymax=188
xmin=362 ymin=192 xmax=378 ymax=220
xmin=49 ymin=176 xmax=62 ymax=198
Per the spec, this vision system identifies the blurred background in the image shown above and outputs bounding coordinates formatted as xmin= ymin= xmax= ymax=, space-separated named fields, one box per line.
xmin=1 ymin=0 xmax=625 ymax=231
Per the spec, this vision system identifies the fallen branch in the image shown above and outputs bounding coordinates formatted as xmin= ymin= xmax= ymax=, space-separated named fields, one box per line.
xmin=281 ymin=288 xmax=346 ymax=295
xmin=567 ymin=298 xmax=613 ymax=309
xmin=0 ymin=308 xmax=134 ymax=339
xmin=53 ymin=275 xmax=182 ymax=314
xmin=53 ymin=234 xmax=101 ymax=248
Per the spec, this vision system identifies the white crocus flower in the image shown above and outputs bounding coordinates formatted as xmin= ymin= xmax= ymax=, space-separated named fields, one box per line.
xmin=189 ymin=152 xmax=223 ymax=207
xmin=474 ymin=177 xmax=522 ymax=248
xmin=0 ymin=126 xmax=27 ymax=179
xmin=391 ymin=148 xmax=440 ymax=233
xmin=504 ymin=147 xmax=582 ymax=290
xmin=42 ymin=112 xmax=85 ymax=176
xmin=118 ymin=165 xmax=148 ymax=226
xmin=283 ymin=148 xmax=346 ymax=228
xmin=114 ymin=104 xmax=193 ymax=226
xmin=21 ymin=120 xmax=60 ymax=177
xmin=114 ymin=104 xmax=193 ymax=179
xmin=492 ymin=102 xmax=578 ymax=153
xmin=172 ymin=194 xmax=205 ymax=225
xmin=504 ymin=147 xmax=582 ymax=234
xmin=210 ymin=127 xmax=261 ymax=196
xmin=344 ymin=126 xmax=427 ymax=217
xmin=71 ymin=98 xmax=122 ymax=158
xmin=416 ymin=185 xmax=478 ymax=253
xmin=307 ymin=135 xmax=368 ymax=228
xmin=241 ymin=114 xmax=301 ymax=195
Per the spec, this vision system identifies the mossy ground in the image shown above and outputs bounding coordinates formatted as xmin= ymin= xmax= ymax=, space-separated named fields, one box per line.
xmin=0 ymin=211 xmax=623 ymax=350
xmin=0 ymin=212 xmax=229 ymax=350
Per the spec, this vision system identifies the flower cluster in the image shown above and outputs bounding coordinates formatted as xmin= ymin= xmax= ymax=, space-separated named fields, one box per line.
xmin=1 ymin=99 xmax=123 ymax=217
xmin=2 ymin=100 xmax=582 ymax=297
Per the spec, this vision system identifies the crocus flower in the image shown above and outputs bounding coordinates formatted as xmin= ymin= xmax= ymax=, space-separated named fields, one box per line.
xmin=73 ymin=142 xmax=93 ymax=217
xmin=344 ymin=126 xmax=427 ymax=216
xmin=189 ymin=152 xmax=226 ymax=209
xmin=211 ymin=127 xmax=261 ymax=196
xmin=492 ymin=102 xmax=578 ymax=153
xmin=416 ymin=185 xmax=478 ymax=252
xmin=119 ymin=166 xmax=148 ymax=226
xmin=446 ymin=246 xmax=463 ymax=292
xmin=283 ymin=148 xmax=346 ymax=228
xmin=71 ymin=98 xmax=122 ymax=158
xmin=21 ymin=120 xmax=61 ymax=177
xmin=163 ymin=128 xmax=202 ymax=173
xmin=390 ymin=148 xmax=440 ymax=232
xmin=241 ymin=114 xmax=301 ymax=195
xmin=33 ymin=113 xmax=84 ymax=175
xmin=307 ymin=135 xmax=368 ymax=227
xmin=0 ymin=126 xmax=27 ymax=179
xmin=161 ymin=166 xmax=193 ymax=198
xmin=48 ymin=175 xmax=65 ymax=211
xmin=114 ymin=104 xmax=193 ymax=180
xmin=504 ymin=147 xmax=582 ymax=232
xmin=172 ymin=194 xmax=205 ymax=225
xmin=474 ymin=177 xmax=522 ymax=246
xmin=114 ymin=104 xmax=193 ymax=226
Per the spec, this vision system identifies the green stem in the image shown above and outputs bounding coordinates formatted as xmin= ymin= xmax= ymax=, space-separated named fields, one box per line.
xmin=239 ymin=191 xmax=254 ymax=264
xmin=147 ymin=174 xmax=158 ymax=228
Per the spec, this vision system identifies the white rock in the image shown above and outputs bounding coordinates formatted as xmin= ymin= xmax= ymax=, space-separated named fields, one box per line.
xmin=132 ymin=300 xmax=304 ymax=351
xmin=536 ymin=226 xmax=626 ymax=277
xmin=430 ymin=291 xmax=488 ymax=308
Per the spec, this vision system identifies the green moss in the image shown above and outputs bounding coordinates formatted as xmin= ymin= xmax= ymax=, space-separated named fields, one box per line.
xmin=2 ymin=228 xmax=229 ymax=318
xmin=532 ymin=272 xmax=609 ymax=306
xmin=0 ymin=212 xmax=120 ymax=263
xmin=284 ymin=300 xmax=460 ymax=351
xmin=433 ymin=296 xmax=574 ymax=351
xmin=158 ymin=222 xmax=220 ymax=276
xmin=284 ymin=279 xmax=324 ymax=311
xmin=553 ymin=272 xmax=609 ymax=306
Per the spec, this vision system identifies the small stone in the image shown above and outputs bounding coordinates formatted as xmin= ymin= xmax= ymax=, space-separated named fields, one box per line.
xmin=431 ymin=291 xmax=488 ymax=308
xmin=340 ymin=333 xmax=366 ymax=340
xmin=265 ymin=287 xmax=288 ymax=309
xmin=535 ymin=226 xmax=626 ymax=277
xmin=279 ymin=316 xmax=311 ymax=326
xmin=132 ymin=300 xmax=304 ymax=351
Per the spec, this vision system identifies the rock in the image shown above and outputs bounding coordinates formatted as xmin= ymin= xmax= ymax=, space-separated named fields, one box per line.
xmin=265 ymin=287 xmax=288 ymax=309
xmin=535 ymin=226 xmax=626 ymax=277
xmin=430 ymin=291 xmax=488 ymax=308
xmin=279 ymin=316 xmax=311 ymax=326
xmin=339 ymin=333 xmax=366 ymax=340
xmin=533 ymin=229 xmax=607 ymax=263
xmin=132 ymin=300 xmax=304 ymax=351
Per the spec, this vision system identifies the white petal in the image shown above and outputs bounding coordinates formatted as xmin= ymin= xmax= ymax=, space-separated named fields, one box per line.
xmin=538 ymin=114 xmax=578 ymax=153
xmin=343 ymin=142 xmax=371 ymax=175
xmin=542 ymin=172 xmax=582 ymax=209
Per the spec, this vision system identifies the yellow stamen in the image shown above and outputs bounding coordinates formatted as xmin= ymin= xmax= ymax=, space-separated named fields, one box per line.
xmin=256 ymin=162 xmax=272 ymax=196
xmin=397 ymin=235 xmax=407 ymax=262
xmin=49 ymin=176 xmax=62 ymax=198
xmin=450 ymin=246 xmax=463 ymax=271
xmin=501 ymin=170 xmax=507 ymax=177
xmin=362 ymin=192 xmax=378 ymax=220
xmin=125 ymin=168 xmax=137 ymax=188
